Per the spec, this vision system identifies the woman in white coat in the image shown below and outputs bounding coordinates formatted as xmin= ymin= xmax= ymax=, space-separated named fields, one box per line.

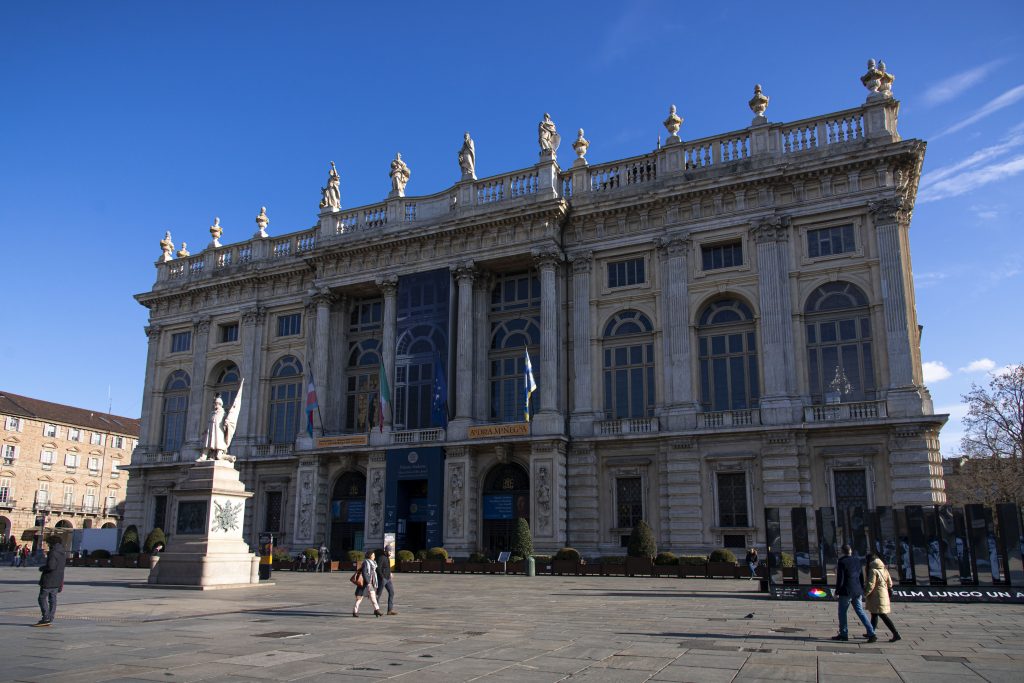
xmin=353 ymin=550 xmax=382 ymax=617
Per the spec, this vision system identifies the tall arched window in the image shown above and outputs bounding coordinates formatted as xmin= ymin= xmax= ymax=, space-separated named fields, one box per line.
xmin=268 ymin=356 xmax=303 ymax=444
xmin=394 ymin=324 xmax=446 ymax=430
xmin=697 ymin=298 xmax=760 ymax=411
xmin=805 ymin=282 xmax=875 ymax=402
xmin=489 ymin=272 xmax=541 ymax=422
xmin=602 ymin=310 xmax=655 ymax=419
xmin=160 ymin=370 xmax=190 ymax=452
xmin=212 ymin=362 xmax=241 ymax=410
xmin=346 ymin=340 xmax=380 ymax=432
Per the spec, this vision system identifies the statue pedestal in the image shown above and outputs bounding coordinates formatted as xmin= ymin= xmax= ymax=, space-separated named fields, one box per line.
xmin=147 ymin=459 xmax=261 ymax=590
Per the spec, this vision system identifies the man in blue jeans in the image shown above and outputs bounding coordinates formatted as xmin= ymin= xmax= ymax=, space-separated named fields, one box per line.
xmin=34 ymin=535 xmax=66 ymax=627
xmin=832 ymin=543 xmax=876 ymax=642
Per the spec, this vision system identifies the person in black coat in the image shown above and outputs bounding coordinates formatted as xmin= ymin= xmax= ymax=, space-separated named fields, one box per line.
xmin=376 ymin=546 xmax=397 ymax=615
xmin=831 ymin=543 xmax=876 ymax=642
xmin=34 ymin=535 xmax=66 ymax=627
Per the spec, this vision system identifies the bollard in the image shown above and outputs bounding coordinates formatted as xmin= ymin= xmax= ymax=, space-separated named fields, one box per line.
xmin=526 ymin=556 xmax=535 ymax=577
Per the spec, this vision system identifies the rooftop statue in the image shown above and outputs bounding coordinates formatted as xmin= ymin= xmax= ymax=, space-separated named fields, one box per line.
xmin=572 ymin=128 xmax=589 ymax=163
xmin=878 ymin=61 xmax=895 ymax=97
xmin=254 ymin=206 xmax=269 ymax=238
xmin=748 ymin=85 xmax=769 ymax=122
xmin=320 ymin=161 xmax=341 ymax=210
xmin=860 ymin=59 xmax=883 ymax=95
xmin=177 ymin=242 xmax=190 ymax=258
xmin=390 ymin=153 xmax=411 ymax=196
xmin=458 ymin=132 xmax=476 ymax=180
xmin=159 ymin=231 xmax=174 ymax=262
xmin=663 ymin=105 xmax=683 ymax=141
xmin=538 ymin=113 xmax=560 ymax=155
xmin=197 ymin=379 xmax=244 ymax=463
xmin=208 ymin=217 xmax=223 ymax=249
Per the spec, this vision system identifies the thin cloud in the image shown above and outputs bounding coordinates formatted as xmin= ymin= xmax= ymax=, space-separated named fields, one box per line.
xmin=922 ymin=361 xmax=952 ymax=383
xmin=922 ymin=59 xmax=1008 ymax=107
xmin=918 ymin=153 xmax=1024 ymax=202
xmin=959 ymin=358 xmax=996 ymax=373
xmin=922 ymin=127 xmax=1024 ymax=187
xmin=934 ymin=84 xmax=1024 ymax=139
xmin=914 ymin=271 xmax=949 ymax=288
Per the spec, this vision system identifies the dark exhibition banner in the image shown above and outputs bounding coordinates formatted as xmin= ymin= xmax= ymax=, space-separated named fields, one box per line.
xmin=766 ymin=502 xmax=1024 ymax=603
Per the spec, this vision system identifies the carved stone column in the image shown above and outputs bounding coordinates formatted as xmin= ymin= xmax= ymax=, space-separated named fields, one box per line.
xmin=752 ymin=217 xmax=801 ymax=424
xmin=449 ymin=263 xmax=476 ymax=437
xmin=377 ymin=276 xmax=399 ymax=435
xmin=365 ymin=452 xmax=387 ymax=546
xmin=532 ymin=247 xmax=563 ymax=434
xmin=183 ymin=316 xmax=212 ymax=460
xmin=312 ymin=288 xmax=334 ymax=437
xmin=568 ymin=252 xmax=596 ymax=436
xmin=472 ymin=273 xmax=493 ymax=422
xmin=887 ymin=424 xmax=946 ymax=505
xmin=663 ymin=439 xmax=703 ymax=546
xmin=327 ymin=295 xmax=348 ymax=435
xmin=444 ymin=446 xmax=471 ymax=554
xmin=139 ymin=324 xmax=162 ymax=452
xmin=530 ymin=440 xmax=567 ymax=552
xmin=292 ymin=457 xmax=319 ymax=547
xmin=566 ymin=442 xmax=598 ymax=549
xmin=238 ymin=306 xmax=266 ymax=448
xmin=296 ymin=297 xmax=320 ymax=450
xmin=657 ymin=236 xmax=699 ymax=429
xmin=870 ymin=200 xmax=930 ymax=417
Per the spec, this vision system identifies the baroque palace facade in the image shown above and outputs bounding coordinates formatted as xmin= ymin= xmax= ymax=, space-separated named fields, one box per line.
xmin=126 ymin=63 xmax=945 ymax=557
xmin=1 ymin=391 xmax=139 ymax=546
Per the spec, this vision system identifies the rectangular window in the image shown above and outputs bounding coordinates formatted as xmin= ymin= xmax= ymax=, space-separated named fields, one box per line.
xmin=84 ymin=488 xmax=97 ymax=511
xmin=36 ymin=483 xmax=50 ymax=504
xmin=2 ymin=445 xmax=16 ymax=464
xmin=39 ymin=450 xmax=55 ymax=465
xmin=702 ymin=241 xmax=743 ymax=271
xmin=153 ymin=495 xmax=168 ymax=531
xmin=615 ymin=476 xmax=644 ymax=529
xmin=717 ymin=472 xmax=749 ymax=527
xmin=807 ymin=224 xmax=855 ymax=258
xmin=276 ymin=313 xmax=302 ymax=337
xmin=349 ymin=299 xmax=383 ymax=332
xmin=43 ymin=423 xmax=57 ymax=437
xmin=63 ymin=485 xmax=74 ymax=507
xmin=265 ymin=491 xmax=283 ymax=532
xmin=68 ymin=428 xmax=81 ymax=442
xmin=0 ymin=478 xmax=11 ymax=503
xmin=220 ymin=322 xmax=239 ymax=343
xmin=65 ymin=453 xmax=79 ymax=468
xmin=88 ymin=457 xmax=100 ymax=472
xmin=105 ymin=495 xmax=117 ymax=513
xmin=170 ymin=331 xmax=192 ymax=353
xmin=110 ymin=462 xmax=121 ymax=478
xmin=112 ymin=435 xmax=124 ymax=449
xmin=607 ymin=257 xmax=646 ymax=288
xmin=90 ymin=432 xmax=104 ymax=445
xmin=5 ymin=416 xmax=22 ymax=431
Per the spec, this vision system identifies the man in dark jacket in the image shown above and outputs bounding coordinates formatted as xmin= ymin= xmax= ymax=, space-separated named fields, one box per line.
xmin=832 ymin=543 xmax=876 ymax=642
xmin=34 ymin=535 xmax=66 ymax=627
xmin=376 ymin=546 xmax=397 ymax=615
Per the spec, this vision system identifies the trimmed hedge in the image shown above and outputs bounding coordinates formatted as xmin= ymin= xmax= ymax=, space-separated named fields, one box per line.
xmin=397 ymin=549 xmax=415 ymax=562
xmin=654 ymin=552 xmax=678 ymax=566
xmin=144 ymin=528 xmax=166 ymax=553
xmin=598 ymin=555 xmax=627 ymax=565
xmin=554 ymin=547 xmax=581 ymax=561
xmin=677 ymin=555 xmax=708 ymax=566
xmin=271 ymin=547 xmax=292 ymax=562
xmin=347 ymin=550 xmax=365 ymax=563
xmin=426 ymin=547 xmax=449 ymax=561
xmin=708 ymin=548 xmax=737 ymax=564
xmin=627 ymin=520 xmax=657 ymax=559
xmin=303 ymin=547 xmax=319 ymax=561
xmin=468 ymin=551 xmax=490 ymax=563
xmin=511 ymin=518 xmax=533 ymax=561
xmin=91 ymin=549 xmax=111 ymax=559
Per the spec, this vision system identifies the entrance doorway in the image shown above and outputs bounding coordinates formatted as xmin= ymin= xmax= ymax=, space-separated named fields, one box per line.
xmin=397 ymin=479 xmax=429 ymax=552
xmin=482 ymin=462 xmax=530 ymax=556
xmin=330 ymin=472 xmax=366 ymax=557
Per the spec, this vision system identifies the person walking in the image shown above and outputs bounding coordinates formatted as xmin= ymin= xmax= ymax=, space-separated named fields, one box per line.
xmin=377 ymin=547 xmax=397 ymax=615
xmin=832 ymin=544 xmax=876 ymax=642
xmin=13 ymin=544 xmax=22 ymax=567
xmin=745 ymin=548 xmax=759 ymax=579
xmin=352 ymin=550 xmax=382 ymax=618
xmin=864 ymin=551 xmax=901 ymax=642
xmin=317 ymin=542 xmax=329 ymax=573
xmin=34 ymin=535 xmax=66 ymax=627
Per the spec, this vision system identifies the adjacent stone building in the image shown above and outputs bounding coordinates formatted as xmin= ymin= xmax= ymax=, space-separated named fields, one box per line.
xmin=0 ymin=391 xmax=139 ymax=546
xmin=126 ymin=63 xmax=946 ymax=558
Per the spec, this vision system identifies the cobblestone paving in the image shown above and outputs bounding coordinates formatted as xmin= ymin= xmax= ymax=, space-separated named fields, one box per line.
xmin=1 ymin=567 xmax=1022 ymax=682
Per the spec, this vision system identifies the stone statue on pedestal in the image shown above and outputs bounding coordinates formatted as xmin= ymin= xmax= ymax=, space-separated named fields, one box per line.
xmin=254 ymin=206 xmax=269 ymax=238
xmin=861 ymin=59 xmax=884 ymax=96
xmin=160 ymin=231 xmax=175 ymax=262
xmin=208 ymin=217 xmax=223 ymax=249
xmin=320 ymin=161 xmax=341 ymax=210
xmin=390 ymin=153 xmax=410 ymax=196
xmin=538 ymin=113 xmax=560 ymax=155
xmin=663 ymin=105 xmax=683 ymax=140
xmin=749 ymin=85 xmax=769 ymax=124
xmin=197 ymin=379 xmax=244 ymax=463
xmin=177 ymin=242 xmax=190 ymax=258
xmin=572 ymin=129 xmax=590 ymax=163
xmin=458 ymin=132 xmax=476 ymax=179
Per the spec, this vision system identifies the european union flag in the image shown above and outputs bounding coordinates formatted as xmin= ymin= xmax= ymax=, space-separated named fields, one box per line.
xmin=431 ymin=352 xmax=449 ymax=428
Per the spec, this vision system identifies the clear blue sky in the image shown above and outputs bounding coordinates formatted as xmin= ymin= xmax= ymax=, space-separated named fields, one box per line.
xmin=2 ymin=2 xmax=1022 ymax=453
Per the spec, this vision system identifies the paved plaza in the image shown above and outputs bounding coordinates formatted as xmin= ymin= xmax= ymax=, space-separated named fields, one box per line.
xmin=0 ymin=568 xmax=1022 ymax=683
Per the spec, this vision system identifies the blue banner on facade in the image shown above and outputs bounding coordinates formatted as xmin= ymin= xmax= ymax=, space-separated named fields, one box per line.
xmin=347 ymin=500 xmax=365 ymax=523
xmin=384 ymin=446 xmax=445 ymax=549
xmin=483 ymin=494 xmax=514 ymax=520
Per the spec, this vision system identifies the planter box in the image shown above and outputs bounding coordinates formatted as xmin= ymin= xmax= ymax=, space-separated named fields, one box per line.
xmin=421 ymin=559 xmax=445 ymax=573
xmin=328 ymin=560 xmax=340 ymax=572
xmin=678 ymin=562 xmax=707 ymax=577
xmin=505 ymin=560 xmax=524 ymax=574
xmin=652 ymin=564 xmax=678 ymax=577
xmin=625 ymin=557 xmax=653 ymax=576
xmin=137 ymin=554 xmax=151 ymax=567
xmin=707 ymin=561 xmax=737 ymax=578
xmin=552 ymin=559 xmax=580 ymax=576
xmin=111 ymin=556 xmax=127 ymax=568
xmin=462 ymin=562 xmax=493 ymax=574
xmin=398 ymin=560 xmax=421 ymax=572
xmin=602 ymin=563 xmax=627 ymax=576
xmin=580 ymin=563 xmax=603 ymax=576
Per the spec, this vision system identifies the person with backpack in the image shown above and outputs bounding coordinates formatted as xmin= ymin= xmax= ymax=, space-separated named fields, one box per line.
xmin=864 ymin=551 xmax=901 ymax=642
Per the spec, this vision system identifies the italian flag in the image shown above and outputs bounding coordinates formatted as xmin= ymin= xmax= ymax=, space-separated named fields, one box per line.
xmin=378 ymin=364 xmax=391 ymax=433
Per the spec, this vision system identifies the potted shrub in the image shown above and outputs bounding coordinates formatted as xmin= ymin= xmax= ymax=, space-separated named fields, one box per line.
xmin=653 ymin=552 xmax=679 ymax=576
xmin=678 ymin=554 xmax=708 ymax=577
xmin=421 ymin=547 xmax=448 ymax=573
xmin=626 ymin=520 xmax=656 ymax=576
xmin=534 ymin=554 xmax=552 ymax=574
xmin=553 ymin=547 xmax=582 ymax=575
xmin=119 ymin=526 xmax=140 ymax=560
xmin=272 ymin=547 xmax=294 ymax=571
xmin=510 ymin=518 xmax=533 ymax=572
xmin=707 ymin=548 xmax=738 ymax=578
xmin=396 ymin=549 xmax=419 ymax=572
